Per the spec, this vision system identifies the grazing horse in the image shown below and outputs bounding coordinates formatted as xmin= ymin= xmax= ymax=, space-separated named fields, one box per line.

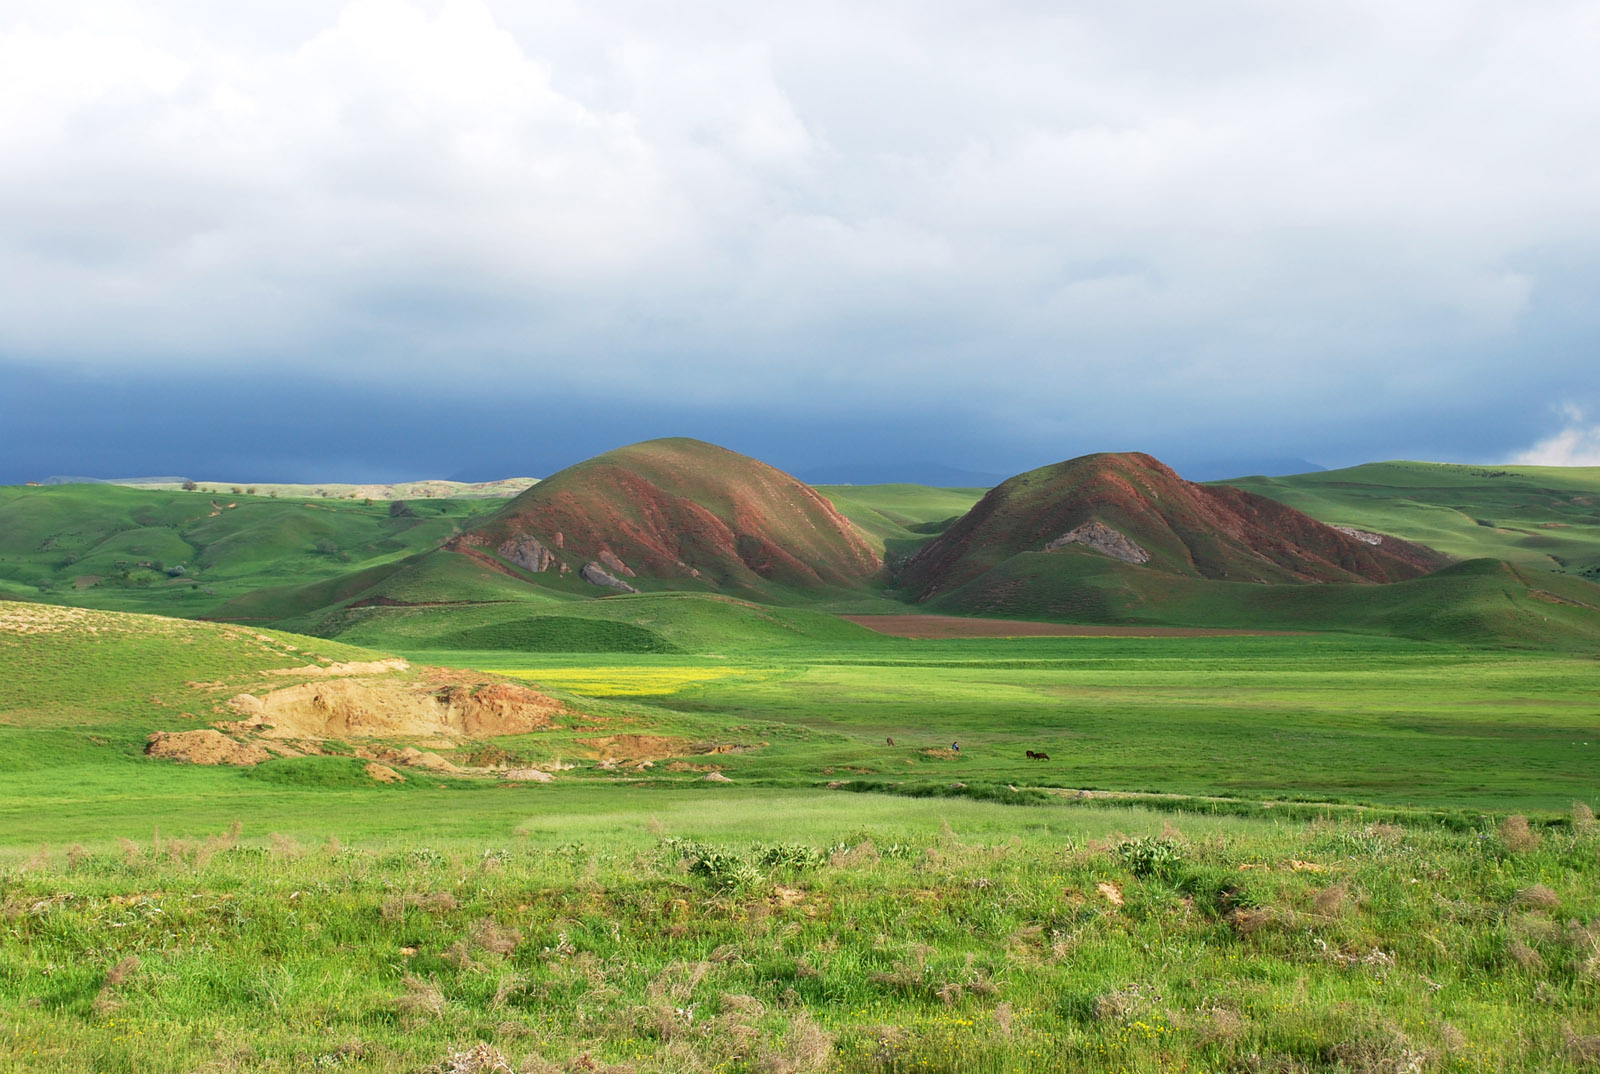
xmin=1025 ymin=750 xmax=1051 ymax=761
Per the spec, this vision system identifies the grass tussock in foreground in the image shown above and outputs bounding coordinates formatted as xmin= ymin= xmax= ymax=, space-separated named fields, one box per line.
xmin=3 ymin=805 xmax=1599 ymax=1073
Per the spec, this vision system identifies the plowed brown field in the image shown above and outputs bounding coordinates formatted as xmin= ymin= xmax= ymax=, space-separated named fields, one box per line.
xmin=841 ymin=614 xmax=1303 ymax=638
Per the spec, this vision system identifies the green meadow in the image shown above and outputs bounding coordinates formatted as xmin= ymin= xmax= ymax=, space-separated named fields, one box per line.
xmin=5 ymin=598 xmax=1600 ymax=1071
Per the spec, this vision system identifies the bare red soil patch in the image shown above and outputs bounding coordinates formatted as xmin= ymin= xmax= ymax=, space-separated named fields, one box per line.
xmin=842 ymin=614 xmax=1304 ymax=639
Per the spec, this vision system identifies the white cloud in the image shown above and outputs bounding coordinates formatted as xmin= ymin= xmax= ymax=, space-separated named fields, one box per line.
xmin=1512 ymin=406 xmax=1600 ymax=467
xmin=0 ymin=0 xmax=1597 ymax=450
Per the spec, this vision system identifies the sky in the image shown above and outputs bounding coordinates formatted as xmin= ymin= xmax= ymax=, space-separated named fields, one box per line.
xmin=3 ymin=0 xmax=1599 ymax=484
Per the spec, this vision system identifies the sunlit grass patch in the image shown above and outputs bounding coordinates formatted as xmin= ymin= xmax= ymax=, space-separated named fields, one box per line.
xmin=487 ymin=664 xmax=763 ymax=697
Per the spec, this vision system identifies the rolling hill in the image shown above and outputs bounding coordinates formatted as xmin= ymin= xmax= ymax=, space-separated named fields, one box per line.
xmin=898 ymin=452 xmax=1447 ymax=602
xmin=1224 ymin=461 xmax=1600 ymax=582
xmin=0 ymin=482 xmax=497 ymax=614
xmin=448 ymin=438 xmax=882 ymax=599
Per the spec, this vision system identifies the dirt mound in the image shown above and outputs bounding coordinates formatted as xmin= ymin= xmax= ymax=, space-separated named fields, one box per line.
xmin=579 ymin=734 xmax=763 ymax=763
xmin=900 ymin=451 xmax=1448 ymax=599
xmin=227 ymin=679 xmax=560 ymax=740
xmin=579 ymin=734 xmax=690 ymax=762
xmin=453 ymin=438 xmax=882 ymax=597
xmin=267 ymin=658 xmax=409 ymax=677
xmin=501 ymin=767 xmax=553 ymax=782
xmin=146 ymin=730 xmax=270 ymax=766
xmin=144 ymin=665 xmax=569 ymax=774
xmin=365 ymin=762 xmax=405 ymax=783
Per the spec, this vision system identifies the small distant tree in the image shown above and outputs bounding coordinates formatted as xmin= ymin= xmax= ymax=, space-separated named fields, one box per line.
xmin=231 ymin=486 xmax=242 ymax=495
xmin=269 ymin=491 xmax=278 ymax=498
xmin=246 ymin=487 xmax=257 ymax=496
xmin=389 ymin=500 xmax=416 ymax=518
xmin=181 ymin=479 xmax=198 ymax=491
xmin=315 ymin=538 xmax=338 ymax=556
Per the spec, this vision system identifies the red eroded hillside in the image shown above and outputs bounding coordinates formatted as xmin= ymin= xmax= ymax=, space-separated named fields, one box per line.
xmin=451 ymin=438 xmax=882 ymax=597
xmin=899 ymin=452 xmax=1446 ymax=600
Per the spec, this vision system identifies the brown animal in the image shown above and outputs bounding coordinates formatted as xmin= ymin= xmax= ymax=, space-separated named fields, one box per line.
xmin=1025 ymin=750 xmax=1050 ymax=761
xmin=886 ymin=736 xmax=895 ymax=747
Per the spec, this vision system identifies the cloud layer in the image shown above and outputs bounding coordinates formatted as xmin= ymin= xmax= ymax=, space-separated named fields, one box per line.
xmin=2 ymin=0 xmax=1598 ymax=473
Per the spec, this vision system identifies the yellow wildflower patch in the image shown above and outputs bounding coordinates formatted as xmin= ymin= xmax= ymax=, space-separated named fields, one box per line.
xmin=486 ymin=665 xmax=756 ymax=697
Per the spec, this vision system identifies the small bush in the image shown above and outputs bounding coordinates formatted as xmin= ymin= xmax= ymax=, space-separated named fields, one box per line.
xmin=1117 ymin=836 xmax=1184 ymax=880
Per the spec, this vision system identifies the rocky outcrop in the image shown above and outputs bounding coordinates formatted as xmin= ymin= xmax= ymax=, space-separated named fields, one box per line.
xmin=581 ymin=562 xmax=638 ymax=593
xmin=1043 ymin=521 xmax=1151 ymax=564
xmin=498 ymin=536 xmax=555 ymax=572
xmin=1332 ymin=525 xmax=1385 ymax=546
xmin=597 ymin=549 xmax=635 ymax=577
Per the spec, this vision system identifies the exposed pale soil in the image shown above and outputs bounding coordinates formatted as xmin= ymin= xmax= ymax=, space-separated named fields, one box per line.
xmin=225 ymin=679 xmax=560 ymax=739
xmin=146 ymin=730 xmax=270 ymax=766
xmin=145 ymin=660 xmax=567 ymax=781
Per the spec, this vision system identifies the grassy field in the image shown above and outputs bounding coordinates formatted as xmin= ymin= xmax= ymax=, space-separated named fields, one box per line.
xmin=5 ymin=791 xmax=1598 ymax=1073
xmin=1228 ymin=461 xmax=1600 ymax=582
xmin=434 ymin=634 xmax=1600 ymax=814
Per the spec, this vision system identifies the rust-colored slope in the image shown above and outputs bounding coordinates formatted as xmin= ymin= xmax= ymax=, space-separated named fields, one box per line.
xmin=900 ymin=452 xmax=1445 ymax=600
xmin=455 ymin=438 xmax=881 ymax=596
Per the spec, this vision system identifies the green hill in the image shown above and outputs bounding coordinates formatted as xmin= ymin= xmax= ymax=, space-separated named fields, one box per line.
xmin=321 ymin=590 xmax=886 ymax=655
xmin=900 ymin=452 xmax=1446 ymax=601
xmin=0 ymin=483 xmax=496 ymax=615
xmin=452 ymin=438 xmax=883 ymax=600
xmin=1226 ymin=461 xmax=1600 ymax=581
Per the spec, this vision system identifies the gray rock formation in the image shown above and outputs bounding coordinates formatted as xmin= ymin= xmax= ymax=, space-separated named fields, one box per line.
xmin=581 ymin=562 xmax=639 ymax=593
xmin=1043 ymin=521 xmax=1151 ymax=564
xmin=498 ymin=536 xmax=555 ymax=572
xmin=597 ymin=549 xmax=636 ymax=577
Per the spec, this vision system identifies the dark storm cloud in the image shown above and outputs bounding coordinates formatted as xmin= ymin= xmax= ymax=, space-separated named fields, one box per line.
xmin=3 ymin=0 xmax=1599 ymax=478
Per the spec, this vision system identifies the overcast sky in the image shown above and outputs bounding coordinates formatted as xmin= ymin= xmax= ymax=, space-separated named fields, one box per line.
xmin=3 ymin=0 xmax=1598 ymax=483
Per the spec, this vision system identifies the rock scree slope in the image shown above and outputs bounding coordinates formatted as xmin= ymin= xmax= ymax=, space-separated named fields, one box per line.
xmin=448 ymin=438 xmax=882 ymax=597
xmin=899 ymin=451 xmax=1447 ymax=600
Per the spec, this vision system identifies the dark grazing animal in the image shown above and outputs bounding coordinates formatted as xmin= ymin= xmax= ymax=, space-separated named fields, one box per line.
xmin=1025 ymin=750 xmax=1050 ymax=761
xmin=886 ymin=736 xmax=895 ymax=747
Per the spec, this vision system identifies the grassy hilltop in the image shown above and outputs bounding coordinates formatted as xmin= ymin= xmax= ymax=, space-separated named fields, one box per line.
xmin=0 ymin=482 xmax=499 ymax=616
xmin=1225 ymin=461 xmax=1600 ymax=581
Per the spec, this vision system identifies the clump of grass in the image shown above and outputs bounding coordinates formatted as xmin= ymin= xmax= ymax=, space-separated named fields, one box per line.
xmin=1508 ymin=939 xmax=1546 ymax=972
xmin=1116 ymin=835 xmax=1184 ymax=879
xmin=92 ymin=956 xmax=140 ymax=1015
xmin=430 ymin=1041 xmax=516 ymax=1073
xmin=397 ymin=974 xmax=445 ymax=1028
xmin=1575 ymin=801 xmax=1597 ymax=834
xmin=1500 ymin=814 xmax=1541 ymax=853
xmin=1313 ymin=882 xmax=1350 ymax=918
xmin=1516 ymin=884 xmax=1560 ymax=911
